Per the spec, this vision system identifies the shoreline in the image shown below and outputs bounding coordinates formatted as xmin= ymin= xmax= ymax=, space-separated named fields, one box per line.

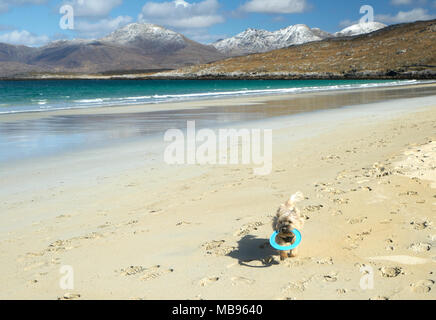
xmin=2 ymin=72 xmax=436 ymax=82
xmin=1 ymin=83 xmax=435 ymax=165
xmin=1 ymin=81 xmax=435 ymax=122
xmin=3 ymin=74 xmax=436 ymax=81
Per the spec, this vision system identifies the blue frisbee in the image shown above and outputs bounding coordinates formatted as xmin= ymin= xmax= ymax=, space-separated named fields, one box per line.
xmin=270 ymin=229 xmax=302 ymax=251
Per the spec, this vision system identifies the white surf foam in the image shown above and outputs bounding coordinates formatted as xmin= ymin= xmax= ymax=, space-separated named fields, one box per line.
xmin=0 ymin=80 xmax=433 ymax=115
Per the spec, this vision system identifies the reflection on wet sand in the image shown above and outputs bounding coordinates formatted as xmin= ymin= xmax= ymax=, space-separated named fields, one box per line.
xmin=0 ymin=85 xmax=435 ymax=162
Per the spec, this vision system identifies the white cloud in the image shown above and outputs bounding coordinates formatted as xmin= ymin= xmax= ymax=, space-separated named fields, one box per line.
xmin=0 ymin=29 xmax=49 ymax=46
xmin=0 ymin=0 xmax=47 ymax=13
xmin=138 ymin=0 xmax=224 ymax=29
xmin=376 ymin=8 xmax=436 ymax=24
xmin=59 ymin=0 xmax=128 ymax=39
xmin=390 ymin=0 xmax=430 ymax=5
xmin=390 ymin=0 xmax=413 ymax=5
xmin=62 ymin=0 xmax=123 ymax=17
xmin=240 ymin=0 xmax=309 ymax=14
xmin=74 ymin=15 xmax=132 ymax=38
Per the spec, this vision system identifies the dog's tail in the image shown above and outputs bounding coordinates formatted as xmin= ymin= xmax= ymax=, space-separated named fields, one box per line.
xmin=285 ymin=191 xmax=304 ymax=207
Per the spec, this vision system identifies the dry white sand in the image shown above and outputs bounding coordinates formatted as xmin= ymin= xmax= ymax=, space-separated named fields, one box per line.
xmin=0 ymin=92 xmax=435 ymax=300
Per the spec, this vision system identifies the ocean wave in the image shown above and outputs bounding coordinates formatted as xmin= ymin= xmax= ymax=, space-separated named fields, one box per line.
xmin=74 ymin=98 xmax=107 ymax=103
xmin=144 ymin=80 xmax=422 ymax=101
xmin=0 ymin=79 xmax=432 ymax=115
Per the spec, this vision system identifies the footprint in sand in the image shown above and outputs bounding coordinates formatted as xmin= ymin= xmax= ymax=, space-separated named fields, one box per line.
xmin=369 ymin=296 xmax=389 ymax=300
xmin=119 ymin=265 xmax=174 ymax=281
xmin=176 ymin=221 xmax=192 ymax=226
xmin=119 ymin=265 xmax=146 ymax=276
xmin=234 ymin=222 xmax=264 ymax=237
xmin=283 ymin=257 xmax=312 ymax=267
xmin=410 ymin=280 xmax=435 ymax=294
xmin=282 ymin=277 xmax=314 ymax=294
xmin=347 ymin=217 xmax=368 ymax=225
xmin=385 ymin=238 xmax=396 ymax=251
xmin=410 ymin=219 xmax=433 ymax=230
xmin=140 ymin=265 xmax=174 ymax=281
xmin=344 ymin=229 xmax=372 ymax=250
xmin=23 ymin=261 xmax=49 ymax=272
xmin=198 ymin=276 xmax=219 ymax=287
xmin=323 ymin=272 xmax=338 ymax=283
xmin=47 ymin=239 xmax=73 ymax=252
xmin=303 ymin=205 xmax=324 ymax=213
xmin=231 ymin=276 xmax=255 ymax=286
xmin=98 ymin=222 xmax=112 ymax=229
xmin=124 ymin=220 xmax=139 ymax=226
xmin=333 ymin=198 xmax=349 ymax=205
xmin=399 ymin=191 xmax=419 ymax=196
xmin=56 ymin=214 xmax=72 ymax=219
xmin=330 ymin=209 xmax=343 ymax=216
xmin=321 ymin=154 xmax=341 ymax=161
xmin=44 ymin=232 xmax=105 ymax=255
xmin=336 ymin=289 xmax=347 ymax=295
xmin=321 ymin=187 xmax=346 ymax=196
xmin=316 ymin=257 xmax=334 ymax=265
xmin=58 ymin=293 xmax=81 ymax=300
xmin=380 ymin=219 xmax=393 ymax=225
xmin=379 ymin=266 xmax=404 ymax=278
xmin=26 ymin=252 xmax=44 ymax=258
xmin=202 ymin=240 xmax=235 ymax=256
xmin=408 ymin=242 xmax=432 ymax=253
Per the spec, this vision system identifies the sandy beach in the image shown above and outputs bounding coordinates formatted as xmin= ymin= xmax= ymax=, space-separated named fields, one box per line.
xmin=0 ymin=85 xmax=435 ymax=300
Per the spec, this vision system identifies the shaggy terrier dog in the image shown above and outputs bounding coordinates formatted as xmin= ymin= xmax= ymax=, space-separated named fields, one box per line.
xmin=272 ymin=192 xmax=305 ymax=261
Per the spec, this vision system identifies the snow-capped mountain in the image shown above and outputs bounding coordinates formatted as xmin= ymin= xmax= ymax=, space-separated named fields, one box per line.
xmin=273 ymin=25 xmax=329 ymax=46
xmin=213 ymin=22 xmax=388 ymax=56
xmin=334 ymin=22 xmax=387 ymax=37
xmin=213 ymin=28 xmax=275 ymax=56
xmin=102 ymin=23 xmax=186 ymax=50
xmin=213 ymin=24 xmax=332 ymax=56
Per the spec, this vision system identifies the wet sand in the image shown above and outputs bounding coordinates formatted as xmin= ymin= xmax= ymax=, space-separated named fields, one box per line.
xmin=1 ymin=83 xmax=435 ymax=164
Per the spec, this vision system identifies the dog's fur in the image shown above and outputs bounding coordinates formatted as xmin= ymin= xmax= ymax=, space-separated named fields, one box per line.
xmin=272 ymin=192 xmax=305 ymax=260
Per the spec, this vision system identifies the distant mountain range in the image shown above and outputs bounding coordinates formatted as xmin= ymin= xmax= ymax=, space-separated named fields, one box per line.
xmin=0 ymin=20 xmax=428 ymax=79
xmin=211 ymin=22 xmax=386 ymax=56
xmin=0 ymin=23 xmax=225 ymax=77
xmin=153 ymin=20 xmax=436 ymax=80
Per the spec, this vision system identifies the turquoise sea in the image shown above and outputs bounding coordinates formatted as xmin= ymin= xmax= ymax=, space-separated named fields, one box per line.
xmin=0 ymin=79 xmax=433 ymax=163
xmin=0 ymin=79 xmax=423 ymax=114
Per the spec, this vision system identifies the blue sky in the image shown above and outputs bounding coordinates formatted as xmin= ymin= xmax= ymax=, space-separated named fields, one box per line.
xmin=0 ymin=0 xmax=435 ymax=46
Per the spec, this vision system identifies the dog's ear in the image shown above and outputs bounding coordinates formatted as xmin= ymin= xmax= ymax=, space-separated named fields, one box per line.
xmin=272 ymin=215 xmax=279 ymax=231
xmin=285 ymin=191 xmax=304 ymax=208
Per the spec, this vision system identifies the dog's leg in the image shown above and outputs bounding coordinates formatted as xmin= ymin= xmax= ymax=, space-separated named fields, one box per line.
xmin=289 ymin=248 xmax=298 ymax=258
xmin=288 ymin=236 xmax=298 ymax=258
xmin=276 ymin=237 xmax=289 ymax=261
